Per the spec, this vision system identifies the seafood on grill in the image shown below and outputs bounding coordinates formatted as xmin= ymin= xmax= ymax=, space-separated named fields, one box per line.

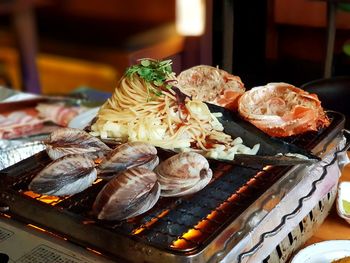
xmin=238 ymin=83 xmax=330 ymax=137
xmin=97 ymin=141 xmax=159 ymax=180
xmin=45 ymin=127 xmax=111 ymax=160
xmin=29 ymin=154 xmax=97 ymax=196
xmin=90 ymin=59 xmax=257 ymax=160
xmin=155 ymin=152 xmax=212 ymax=197
xmin=92 ymin=167 xmax=160 ymax=221
xmin=177 ymin=65 xmax=245 ymax=111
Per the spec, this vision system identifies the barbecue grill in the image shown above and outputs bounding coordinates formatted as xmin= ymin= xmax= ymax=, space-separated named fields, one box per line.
xmin=0 ymin=110 xmax=349 ymax=263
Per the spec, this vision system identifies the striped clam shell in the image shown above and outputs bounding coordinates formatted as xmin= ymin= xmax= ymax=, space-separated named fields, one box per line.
xmin=29 ymin=154 xmax=97 ymax=196
xmin=155 ymin=152 xmax=212 ymax=197
xmin=92 ymin=167 xmax=160 ymax=221
xmin=97 ymin=142 xmax=158 ymax=179
xmin=45 ymin=127 xmax=111 ymax=160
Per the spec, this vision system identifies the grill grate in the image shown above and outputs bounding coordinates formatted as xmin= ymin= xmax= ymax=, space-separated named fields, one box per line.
xmin=0 ymin=111 xmax=345 ymax=262
xmin=16 ymin=245 xmax=84 ymax=263
xmin=0 ymin=227 xmax=13 ymax=243
xmin=1 ymin=155 xmax=295 ymax=253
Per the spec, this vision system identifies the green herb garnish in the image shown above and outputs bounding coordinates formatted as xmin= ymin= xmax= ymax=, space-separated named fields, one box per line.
xmin=125 ymin=58 xmax=174 ymax=98
xmin=343 ymin=200 xmax=350 ymax=214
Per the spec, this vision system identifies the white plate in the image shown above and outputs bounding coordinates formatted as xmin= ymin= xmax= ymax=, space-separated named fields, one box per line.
xmin=291 ymin=240 xmax=350 ymax=263
xmin=337 ymin=182 xmax=350 ymax=224
xmin=68 ymin=107 xmax=99 ymax=129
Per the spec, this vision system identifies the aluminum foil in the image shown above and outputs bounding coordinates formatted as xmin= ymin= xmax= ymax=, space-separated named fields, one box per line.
xmin=0 ymin=141 xmax=46 ymax=171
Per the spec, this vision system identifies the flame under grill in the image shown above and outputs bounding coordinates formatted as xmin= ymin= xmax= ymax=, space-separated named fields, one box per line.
xmin=0 ymin=111 xmax=345 ymax=262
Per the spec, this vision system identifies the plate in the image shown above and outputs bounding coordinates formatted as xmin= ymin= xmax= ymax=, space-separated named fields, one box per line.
xmin=291 ymin=240 xmax=350 ymax=263
xmin=68 ymin=107 xmax=99 ymax=129
xmin=337 ymin=182 xmax=350 ymax=224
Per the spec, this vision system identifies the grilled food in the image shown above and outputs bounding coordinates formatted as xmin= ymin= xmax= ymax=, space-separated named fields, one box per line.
xmin=90 ymin=59 xmax=259 ymax=160
xmin=29 ymin=154 xmax=97 ymax=196
xmin=45 ymin=127 xmax=111 ymax=160
xmin=97 ymin=141 xmax=159 ymax=180
xmin=177 ymin=65 xmax=245 ymax=111
xmin=92 ymin=167 xmax=160 ymax=221
xmin=155 ymin=152 xmax=212 ymax=197
xmin=238 ymin=83 xmax=330 ymax=137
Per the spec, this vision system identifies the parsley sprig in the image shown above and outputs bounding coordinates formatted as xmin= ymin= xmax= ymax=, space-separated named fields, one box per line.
xmin=125 ymin=58 xmax=174 ymax=98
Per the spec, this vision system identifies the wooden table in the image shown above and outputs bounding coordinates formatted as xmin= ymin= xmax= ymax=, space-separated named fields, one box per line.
xmin=304 ymin=152 xmax=350 ymax=246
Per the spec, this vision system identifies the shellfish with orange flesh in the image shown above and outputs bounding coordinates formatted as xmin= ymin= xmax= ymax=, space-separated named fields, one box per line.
xmin=177 ymin=65 xmax=245 ymax=111
xmin=238 ymin=83 xmax=330 ymax=137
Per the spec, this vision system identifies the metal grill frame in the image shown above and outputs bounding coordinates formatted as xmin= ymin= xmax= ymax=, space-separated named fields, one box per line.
xmin=0 ymin=111 xmax=346 ymax=263
xmin=263 ymin=185 xmax=337 ymax=263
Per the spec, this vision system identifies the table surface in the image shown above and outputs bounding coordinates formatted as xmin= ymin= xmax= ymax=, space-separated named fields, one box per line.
xmin=304 ymin=152 xmax=350 ymax=246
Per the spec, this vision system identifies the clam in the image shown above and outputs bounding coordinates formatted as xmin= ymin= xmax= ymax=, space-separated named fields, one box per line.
xmin=45 ymin=127 xmax=111 ymax=160
xmin=92 ymin=167 xmax=160 ymax=221
xmin=155 ymin=152 xmax=212 ymax=197
xmin=97 ymin=142 xmax=159 ymax=180
xmin=29 ymin=154 xmax=97 ymax=196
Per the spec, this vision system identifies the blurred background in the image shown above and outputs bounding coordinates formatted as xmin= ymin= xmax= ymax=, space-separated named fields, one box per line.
xmin=0 ymin=0 xmax=349 ymax=95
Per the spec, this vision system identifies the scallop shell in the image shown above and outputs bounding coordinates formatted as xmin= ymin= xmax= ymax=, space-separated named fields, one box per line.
xmin=45 ymin=127 xmax=111 ymax=160
xmin=29 ymin=154 xmax=97 ymax=196
xmin=92 ymin=167 xmax=160 ymax=221
xmin=155 ymin=152 xmax=213 ymax=197
xmin=97 ymin=142 xmax=158 ymax=179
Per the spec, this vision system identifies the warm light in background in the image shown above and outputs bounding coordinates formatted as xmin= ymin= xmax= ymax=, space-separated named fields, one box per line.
xmin=176 ymin=0 xmax=205 ymax=36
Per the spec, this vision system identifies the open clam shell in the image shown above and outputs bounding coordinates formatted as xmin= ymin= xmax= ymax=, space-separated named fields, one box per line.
xmin=97 ymin=142 xmax=158 ymax=179
xmin=92 ymin=167 xmax=160 ymax=221
xmin=155 ymin=152 xmax=213 ymax=197
xmin=29 ymin=154 xmax=97 ymax=196
xmin=336 ymin=182 xmax=350 ymax=224
xmin=45 ymin=127 xmax=111 ymax=160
